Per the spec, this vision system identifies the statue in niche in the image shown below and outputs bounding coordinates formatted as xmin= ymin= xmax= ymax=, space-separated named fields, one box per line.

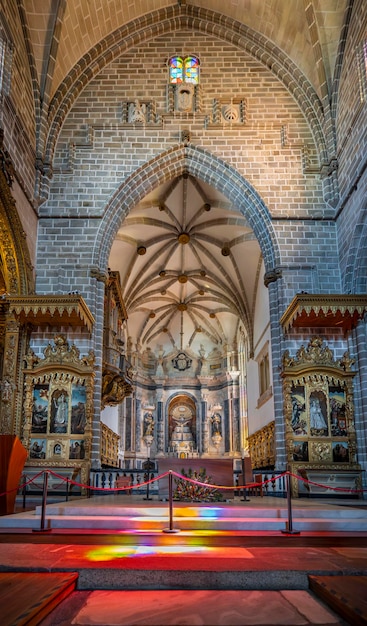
xmin=170 ymin=407 xmax=195 ymax=452
xmin=143 ymin=411 xmax=155 ymax=436
xmin=211 ymin=413 xmax=222 ymax=436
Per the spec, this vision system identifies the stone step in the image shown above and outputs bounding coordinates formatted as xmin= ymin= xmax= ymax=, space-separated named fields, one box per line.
xmin=1 ymin=512 xmax=367 ymax=532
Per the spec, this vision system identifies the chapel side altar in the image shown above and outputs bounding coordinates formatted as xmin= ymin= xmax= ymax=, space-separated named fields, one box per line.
xmin=157 ymin=458 xmax=235 ymax=500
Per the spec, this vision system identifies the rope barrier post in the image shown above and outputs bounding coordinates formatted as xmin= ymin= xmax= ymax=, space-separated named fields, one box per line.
xmin=163 ymin=470 xmax=180 ymax=534
xmin=241 ymin=454 xmax=250 ymax=502
xmin=281 ymin=472 xmax=300 ymax=535
xmin=32 ymin=470 xmax=52 ymax=533
xmin=144 ymin=457 xmax=152 ymax=501
xmin=65 ymin=478 xmax=69 ymax=502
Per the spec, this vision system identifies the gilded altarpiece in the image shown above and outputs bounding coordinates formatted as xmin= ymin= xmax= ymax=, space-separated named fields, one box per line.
xmin=281 ymin=337 xmax=361 ymax=497
xmin=22 ymin=335 xmax=95 ymax=488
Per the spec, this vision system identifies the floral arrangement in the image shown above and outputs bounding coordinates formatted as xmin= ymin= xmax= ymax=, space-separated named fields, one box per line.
xmin=173 ymin=467 xmax=224 ymax=502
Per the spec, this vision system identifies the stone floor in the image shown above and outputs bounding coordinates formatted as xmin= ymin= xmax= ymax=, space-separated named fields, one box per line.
xmin=40 ymin=588 xmax=348 ymax=625
xmin=1 ymin=495 xmax=367 ymax=625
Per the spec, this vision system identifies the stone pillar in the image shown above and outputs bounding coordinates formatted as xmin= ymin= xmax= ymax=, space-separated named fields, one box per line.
xmin=228 ymin=371 xmax=240 ymax=453
xmin=351 ymin=318 xmax=367 ymax=486
xmin=201 ymin=397 xmax=208 ymax=454
xmin=265 ymin=272 xmax=287 ymax=470
xmin=135 ymin=397 xmax=141 ymax=452
xmin=156 ymin=397 xmax=165 ymax=456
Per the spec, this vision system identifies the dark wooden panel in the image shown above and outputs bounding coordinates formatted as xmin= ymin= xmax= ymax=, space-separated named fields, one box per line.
xmin=309 ymin=575 xmax=367 ymax=626
xmin=0 ymin=572 xmax=78 ymax=626
xmin=0 ymin=435 xmax=27 ymax=515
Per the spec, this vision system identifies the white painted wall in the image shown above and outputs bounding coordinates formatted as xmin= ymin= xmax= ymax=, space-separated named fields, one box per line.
xmin=247 ymin=262 xmax=275 ymax=435
xmin=101 ymin=405 xmax=119 ymax=434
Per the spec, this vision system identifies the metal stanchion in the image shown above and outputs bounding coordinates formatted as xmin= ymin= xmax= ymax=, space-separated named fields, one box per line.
xmin=65 ymin=478 xmax=69 ymax=501
xmin=22 ymin=475 xmax=27 ymax=509
xmin=162 ymin=470 xmax=180 ymax=533
xmin=144 ymin=458 xmax=152 ymax=501
xmin=241 ymin=455 xmax=250 ymax=501
xmin=281 ymin=472 xmax=300 ymax=535
xmin=33 ymin=470 xmax=52 ymax=533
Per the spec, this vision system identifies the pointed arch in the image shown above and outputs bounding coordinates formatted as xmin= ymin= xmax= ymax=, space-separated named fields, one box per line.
xmin=91 ymin=145 xmax=280 ymax=281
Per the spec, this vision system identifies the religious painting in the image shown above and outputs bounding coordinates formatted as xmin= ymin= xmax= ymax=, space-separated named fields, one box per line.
xmin=309 ymin=390 xmax=328 ymax=436
xmin=52 ymin=442 xmax=62 ymax=457
xmin=71 ymin=384 xmax=87 ymax=434
xmin=293 ymin=441 xmax=308 ymax=462
xmin=50 ymin=389 xmax=69 ymax=434
xmin=69 ymin=439 xmax=86 ymax=459
xmin=329 ymin=386 xmax=347 ymax=436
xmin=332 ymin=441 xmax=349 ymax=463
xmin=291 ymin=385 xmax=307 ymax=435
xmin=31 ymin=384 xmax=49 ymax=433
xmin=29 ymin=438 xmax=46 ymax=459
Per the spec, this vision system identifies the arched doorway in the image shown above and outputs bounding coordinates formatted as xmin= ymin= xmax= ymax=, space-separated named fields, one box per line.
xmin=168 ymin=395 xmax=197 ymax=458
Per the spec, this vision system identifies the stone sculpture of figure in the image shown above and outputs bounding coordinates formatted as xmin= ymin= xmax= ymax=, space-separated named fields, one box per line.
xmin=211 ymin=413 xmax=222 ymax=436
xmin=144 ymin=411 xmax=154 ymax=436
xmin=129 ymin=100 xmax=147 ymax=123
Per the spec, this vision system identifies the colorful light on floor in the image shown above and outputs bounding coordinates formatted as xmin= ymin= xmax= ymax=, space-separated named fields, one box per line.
xmin=86 ymin=544 xmax=216 ymax=561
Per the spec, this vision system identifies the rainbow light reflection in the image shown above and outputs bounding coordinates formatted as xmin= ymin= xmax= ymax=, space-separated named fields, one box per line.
xmin=86 ymin=544 xmax=216 ymax=562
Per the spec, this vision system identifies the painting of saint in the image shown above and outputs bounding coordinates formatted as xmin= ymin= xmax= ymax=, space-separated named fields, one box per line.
xmin=31 ymin=385 xmax=49 ymax=433
xmin=69 ymin=439 xmax=85 ymax=459
xmin=30 ymin=439 xmax=46 ymax=459
xmin=329 ymin=386 xmax=347 ymax=436
xmin=71 ymin=384 xmax=87 ymax=434
xmin=332 ymin=441 xmax=349 ymax=463
xmin=291 ymin=385 xmax=307 ymax=435
xmin=309 ymin=391 xmax=328 ymax=436
xmin=293 ymin=441 xmax=308 ymax=462
xmin=50 ymin=389 xmax=69 ymax=433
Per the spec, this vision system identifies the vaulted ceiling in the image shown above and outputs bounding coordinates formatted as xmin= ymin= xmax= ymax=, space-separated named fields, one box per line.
xmin=109 ymin=175 xmax=261 ymax=357
xmin=24 ymin=0 xmax=347 ymax=104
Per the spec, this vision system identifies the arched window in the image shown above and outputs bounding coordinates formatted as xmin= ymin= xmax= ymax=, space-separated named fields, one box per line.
xmin=168 ymin=55 xmax=200 ymax=84
xmin=184 ymin=56 xmax=200 ymax=84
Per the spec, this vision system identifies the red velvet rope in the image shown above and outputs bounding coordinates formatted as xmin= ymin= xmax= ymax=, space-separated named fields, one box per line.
xmin=1 ymin=468 xmax=365 ymax=498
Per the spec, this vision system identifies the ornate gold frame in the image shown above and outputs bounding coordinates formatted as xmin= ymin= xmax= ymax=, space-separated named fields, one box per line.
xmin=22 ymin=335 xmax=95 ymax=488
xmin=281 ymin=337 xmax=361 ymax=496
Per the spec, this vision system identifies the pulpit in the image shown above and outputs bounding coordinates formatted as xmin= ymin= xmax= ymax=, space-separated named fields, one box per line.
xmin=0 ymin=435 xmax=27 ymax=515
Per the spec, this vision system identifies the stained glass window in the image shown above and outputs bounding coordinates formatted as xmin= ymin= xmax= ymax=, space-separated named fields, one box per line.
xmin=169 ymin=56 xmax=200 ymax=84
xmin=169 ymin=56 xmax=183 ymax=83
xmin=0 ymin=23 xmax=13 ymax=96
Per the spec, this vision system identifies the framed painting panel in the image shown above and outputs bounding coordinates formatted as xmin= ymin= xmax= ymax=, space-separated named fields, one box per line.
xmin=71 ymin=384 xmax=87 ymax=434
xmin=31 ymin=384 xmax=49 ymax=433
xmin=50 ymin=389 xmax=69 ymax=434
xmin=291 ymin=385 xmax=307 ymax=435
xmin=69 ymin=439 xmax=86 ymax=459
xmin=332 ymin=441 xmax=349 ymax=463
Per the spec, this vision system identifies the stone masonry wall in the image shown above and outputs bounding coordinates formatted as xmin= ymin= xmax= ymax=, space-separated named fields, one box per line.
xmin=36 ymin=31 xmax=339 ymax=305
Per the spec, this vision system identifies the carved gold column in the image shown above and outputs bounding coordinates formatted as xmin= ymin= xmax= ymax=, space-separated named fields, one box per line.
xmin=0 ymin=314 xmax=21 ymax=434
